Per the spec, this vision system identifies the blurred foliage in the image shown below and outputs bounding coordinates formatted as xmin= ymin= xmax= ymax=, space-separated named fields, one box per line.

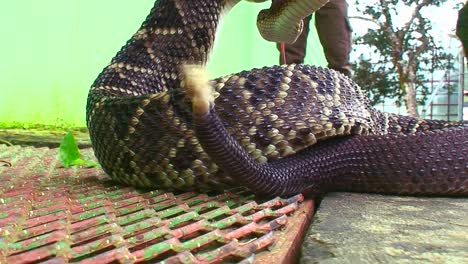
xmin=352 ymin=0 xmax=454 ymax=114
xmin=59 ymin=132 xmax=98 ymax=168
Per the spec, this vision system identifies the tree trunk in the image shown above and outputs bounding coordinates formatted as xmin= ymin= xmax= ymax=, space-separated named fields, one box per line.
xmin=404 ymin=66 xmax=419 ymax=117
xmin=404 ymin=81 xmax=419 ymax=117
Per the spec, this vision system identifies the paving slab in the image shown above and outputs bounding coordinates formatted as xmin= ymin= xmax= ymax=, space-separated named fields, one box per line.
xmin=301 ymin=192 xmax=468 ymax=263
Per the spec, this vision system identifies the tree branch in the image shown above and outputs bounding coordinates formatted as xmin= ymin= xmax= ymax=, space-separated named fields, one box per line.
xmin=348 ymin=16 xmax=384 ymax=27
xmin=401 ymin=0 xmax=432 ymax=37
xmin=379 ymin=0 xmax=406 ymax=87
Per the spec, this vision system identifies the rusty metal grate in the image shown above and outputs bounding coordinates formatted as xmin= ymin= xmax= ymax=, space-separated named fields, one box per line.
xmin=0 ymin=144 xmax=314 ymax=263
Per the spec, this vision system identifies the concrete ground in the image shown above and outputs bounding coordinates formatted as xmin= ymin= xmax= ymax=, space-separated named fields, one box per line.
xmin=301 ymin=193 xmax=468 ymax=263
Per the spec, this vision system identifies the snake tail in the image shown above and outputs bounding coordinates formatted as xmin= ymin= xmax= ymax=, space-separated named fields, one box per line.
xmin=185 ymin=67 xmax=468 ymax=197
xmin=182 ymin=65 xmax=215 ymax=116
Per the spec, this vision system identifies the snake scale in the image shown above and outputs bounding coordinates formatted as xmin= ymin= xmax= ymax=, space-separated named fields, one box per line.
xmin=87 ymin=0 xmax=468 ymax=197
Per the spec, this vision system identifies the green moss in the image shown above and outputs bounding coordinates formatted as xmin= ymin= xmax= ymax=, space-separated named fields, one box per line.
xmin=0 ymin=121 xmax=87 ymax=131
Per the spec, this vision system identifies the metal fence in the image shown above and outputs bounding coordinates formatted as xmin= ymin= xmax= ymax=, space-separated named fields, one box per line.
xmin=373 ymin=51 xmax=467 ymax=121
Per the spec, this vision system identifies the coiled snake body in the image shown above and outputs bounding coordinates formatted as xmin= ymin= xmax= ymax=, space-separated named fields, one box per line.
xmin=87 ymin=0 xmax=468 ymax=197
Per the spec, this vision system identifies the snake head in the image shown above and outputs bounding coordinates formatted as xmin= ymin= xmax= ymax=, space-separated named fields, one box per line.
xmin=255 ymin=0 xmax=330 ymax=43
xmin=181 ymin=64 xmax=215 ymax=117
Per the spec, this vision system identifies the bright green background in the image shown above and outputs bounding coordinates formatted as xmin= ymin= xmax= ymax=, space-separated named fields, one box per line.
xmin=0 ymin=0 xmax=326 ymax=128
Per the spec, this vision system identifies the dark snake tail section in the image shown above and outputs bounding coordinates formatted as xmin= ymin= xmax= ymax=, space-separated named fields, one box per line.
xmin=194 ymin=107 xmax=468 ymax=197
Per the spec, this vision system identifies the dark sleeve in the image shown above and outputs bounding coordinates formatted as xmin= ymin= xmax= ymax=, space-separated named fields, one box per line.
xmin=457 ymin=3 xmax=468 ymax=57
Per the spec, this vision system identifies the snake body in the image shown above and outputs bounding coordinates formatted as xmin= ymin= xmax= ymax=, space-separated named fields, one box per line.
xmin=87 ymin=0 xmax=468 ymax=196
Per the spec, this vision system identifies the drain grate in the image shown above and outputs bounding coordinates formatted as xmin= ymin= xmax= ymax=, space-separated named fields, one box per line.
xmin=0 ymin=144 xmax=314 ymax=263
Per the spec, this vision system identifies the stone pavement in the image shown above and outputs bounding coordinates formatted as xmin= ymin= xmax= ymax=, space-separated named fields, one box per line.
xmin=301 ymin=193 xmax=468 ymax=263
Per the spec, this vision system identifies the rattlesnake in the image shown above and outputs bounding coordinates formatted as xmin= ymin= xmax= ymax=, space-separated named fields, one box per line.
xmin=87 ymin=0 xmax=468 ymax=196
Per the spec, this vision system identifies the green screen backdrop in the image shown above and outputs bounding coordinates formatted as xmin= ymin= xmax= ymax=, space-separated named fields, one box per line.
xmin=0 ymin=0 xmax=326 ymax=128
